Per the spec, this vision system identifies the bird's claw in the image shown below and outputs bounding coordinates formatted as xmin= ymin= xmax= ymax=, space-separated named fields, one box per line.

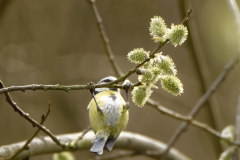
xmin=122 ymin=79 xmax=131 ymax=90
xmin=122 ymin=79 xmax=131 ymax=110
xmin=87 ymin=82 xmax=95 ymax=94
xmin=87 ymin=81 xmax=102 ymax=113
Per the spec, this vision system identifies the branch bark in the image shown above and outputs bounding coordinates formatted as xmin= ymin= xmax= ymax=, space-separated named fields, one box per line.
xmin=161 ymin=56 xmax=239 ymax=158
xmin=0 ymin=131 xmax=190 ymax=160
xmin=87 ymin=0 xmax=123 ymax=77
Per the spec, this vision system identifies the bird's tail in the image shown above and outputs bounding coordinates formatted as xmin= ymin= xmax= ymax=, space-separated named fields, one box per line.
xmin=104 ymin=137 xmax=117 ymax=151
xmin=90 ymin=137 xmax=108 ymax=155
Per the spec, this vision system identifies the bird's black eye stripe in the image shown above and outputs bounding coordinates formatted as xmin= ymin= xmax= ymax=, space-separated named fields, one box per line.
xmin=103 ymin=79 xmax=111 ymax=82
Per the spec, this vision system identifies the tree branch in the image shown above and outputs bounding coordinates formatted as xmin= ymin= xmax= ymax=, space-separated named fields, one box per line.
xmin=147 ymin=98 xmax=240 ymax=148
xmin=179 ymin=1 xmax=224 ymax=157
xmin=0 ymin=131 xmax=190 ymax=160
xmin=4 ymin=102 xmax=51 ymax=160
xmin=161 ymin=56 xmax=239 ymax=158
xmin=87 ymin=0 xmax=123 ymax=77
xmin=69 ymin=126 xmax=91 ymax=147
xmin=0 ymin=81 xmax=68 ymax=149
xmin=0 ymin=82 xmax=141 ymax=95
xmin=181 ymin=0 xmax=224 ymax=133
xmin=234 ymin=92 xmax=240 ymax=159
xmin=227 ymin=1 xmax=240 ymax=159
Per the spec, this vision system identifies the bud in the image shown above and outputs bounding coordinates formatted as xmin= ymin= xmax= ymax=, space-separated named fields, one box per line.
xmin=161 ymin=75 xmax=183 ymax=96
xmin=150 ymin=67 xmax=161 ymax=84
xmin=149 ymin=16 xmax=168 ymax=43
xmin=221 ymin=125 xmax=235 ymax=144
xmin=155 ymin=55 xmax=177 ymax=76
xmin=219 ymin=147 xmax=235 ymax=160
xmin=138 ymin=69 xmax=154 ymax=84
xmin=167 ymin=24 xmax=188 ymax=47
xmin=142 ymin=58 xmax=154 ymax=69
xmin=132 ymin=85 xmax=153 ymax=107
xmin=127 ymin=48 xmax=148 ymax=64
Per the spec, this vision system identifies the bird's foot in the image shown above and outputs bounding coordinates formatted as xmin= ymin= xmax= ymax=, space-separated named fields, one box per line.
xmin=122 ymin=79 xmax=131 ymax=110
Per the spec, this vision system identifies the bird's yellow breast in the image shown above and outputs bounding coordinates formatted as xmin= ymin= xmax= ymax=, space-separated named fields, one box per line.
xmin=88 ymin=90 xmax=129 ymax=138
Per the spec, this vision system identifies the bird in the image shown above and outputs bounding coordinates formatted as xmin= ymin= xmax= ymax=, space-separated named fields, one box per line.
xmin=87 ymin=76 xmax=130 ymax=155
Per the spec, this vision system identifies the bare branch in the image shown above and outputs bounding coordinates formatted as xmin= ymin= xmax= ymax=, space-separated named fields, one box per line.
xmin=179 ymin=2 xmax=225 ymax=158
xmin=5 ymin=102 xmax=51 ymax=160
xmin=234 ymin=93 xmax=240 ymax=159
xmin=161 ymin=56 xmax=239 ymax=158
xmin=147 ymin=98 xmax=240 ymax=148
xmin=226 ymin=0 xmax=240 ymax=159
xmin=70 ymin=126 xmax=91 ymax=147
xmin=87 ymin=0 xmax=123 ymax=77
xmin=0 ymin=84 xmax=96 ymax=94
xmin=181 ymin=8 xmax=192 ymax=25
xmin=0 ymin=131 xmax=190 ymax=160
xmin=0 ymin=81 xmax=68 ymax=149
xmin=181 ymin=0 xmax=224 ymax=132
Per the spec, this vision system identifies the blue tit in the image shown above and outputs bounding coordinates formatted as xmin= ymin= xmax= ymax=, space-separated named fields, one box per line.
xmin=87 ymin=76 xmax=129 ymax=155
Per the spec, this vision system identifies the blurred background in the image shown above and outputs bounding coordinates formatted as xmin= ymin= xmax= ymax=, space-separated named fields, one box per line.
xmin=0 ymin=0 xmax=240 ymax=159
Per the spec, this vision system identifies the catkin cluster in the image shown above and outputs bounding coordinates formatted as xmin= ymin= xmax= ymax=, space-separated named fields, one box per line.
xmin=149 ymin=16 xmax=188 ymax=46
xmin=127 ymin=16 xmax=188 ymax=107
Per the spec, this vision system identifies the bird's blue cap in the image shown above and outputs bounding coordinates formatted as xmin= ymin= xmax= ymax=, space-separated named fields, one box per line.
xmin=94 ymin=76 xmax=119 ymax=95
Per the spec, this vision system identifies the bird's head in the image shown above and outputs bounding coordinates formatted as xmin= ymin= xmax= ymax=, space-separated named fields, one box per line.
xmin=94 ymin=76 xmax=119 ymax=95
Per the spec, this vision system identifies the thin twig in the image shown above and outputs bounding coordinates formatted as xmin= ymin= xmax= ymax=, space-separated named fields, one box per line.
xmin=147 ymin=98 xmax=240 ymax=148
xmin=161 ymin=56 xmax=239 ymax=159
xmin=181 ymin=8 xmax=192 ymax=25
xmin=181 ymin=0 xmax=224 ymax=132
xmin=5 ymin=102 xmax=51 ymax=160
xmin=180 ymin=1 xmax=223 ymax=157
xmin=226 ymin=1 xmax=240 ymax=159
xmin=234 ymin=92 xmax=240 ymax=159
xmin=0 ymin=83 xmax=140 ymax=95
xmin=87 ymin=0 xmax=123 ymax=77
xmin=0 ymin=81 xmax=68 ymax=149
xmin=0 ymin=81 xmax=142 ymax=95
xmin=70 ymin=126 xmax=92 ymax=147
